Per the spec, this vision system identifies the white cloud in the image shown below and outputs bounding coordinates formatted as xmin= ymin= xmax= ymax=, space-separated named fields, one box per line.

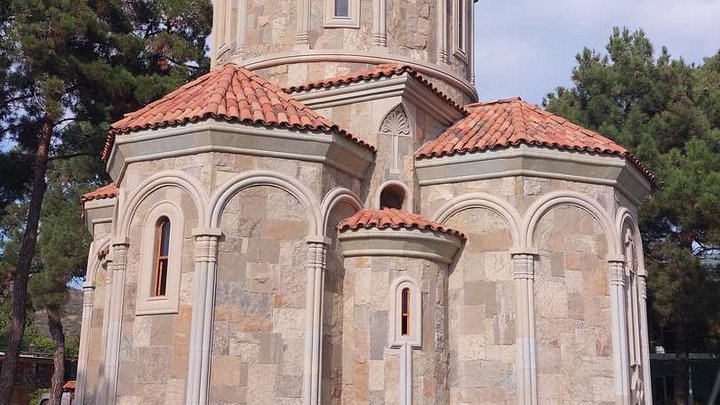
xmin=473 ymin=0 xmax=720 ymax=104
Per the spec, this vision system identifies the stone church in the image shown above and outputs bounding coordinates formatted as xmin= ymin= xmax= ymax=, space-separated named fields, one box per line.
xmin=76 ymin=0 xmax=654 ymax=403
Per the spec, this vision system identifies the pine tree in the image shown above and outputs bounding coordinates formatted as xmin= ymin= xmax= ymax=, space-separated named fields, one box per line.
xmin=545 ymin=27 xmax=720 ymax=405
xmin=0 ymin=0 xmax=212 ymax=402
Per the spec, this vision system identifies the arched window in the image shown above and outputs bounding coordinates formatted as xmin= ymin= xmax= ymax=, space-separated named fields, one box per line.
xmin=136 ymin=202 xmax=184 ymax=315
xmin=401 ymin=287 xmax=411 ymax=336
xmin=380 ymin=184 xmax=406 ymax=210
xmin=153 ymin=217 xmax=171 ymax=296
xmin=390 ymin=277 xmax=421 ymax=347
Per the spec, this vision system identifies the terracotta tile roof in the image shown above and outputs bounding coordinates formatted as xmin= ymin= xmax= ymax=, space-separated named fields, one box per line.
xmin=416 ymin=97 xmax=654 ymax=181
xmin=81 ymin=183 xmax=118 ymax=203
xmin=102 ymin=64 xmax=374 ymax=159
xmin=338 ymin=208 xmax=465 ymax=239
xmin=283 ymin=64 xmax=467 ymax=115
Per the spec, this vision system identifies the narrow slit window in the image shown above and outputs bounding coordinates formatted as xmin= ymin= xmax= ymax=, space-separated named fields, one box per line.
xmin=335 ymin=0 xmax=349 ymax=17
xmin=458 ymin=0 xmax=465 ymax=49
xmin=401 ymin=287 xmax=411 ymax=336
xmin=153 ymin=217 xmax=170 ymax=297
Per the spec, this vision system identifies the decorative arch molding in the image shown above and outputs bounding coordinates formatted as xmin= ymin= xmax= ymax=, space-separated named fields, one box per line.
xmin=321 ymin=187 xmax=363 ymax=235
xmin=117 ymin=170 xmax=209 ymax=238
xmin=616 ymin=207 xmax=646 ymax=276
xmin=84 ymin=238 xmax=111 ymax=289
xmin=209 ymin=169 xmax=322 ymax=236
xmin=432 ymin=192 xmax=522 ymax=250
xmin=523 ymin=191 xmax=620 ymax=257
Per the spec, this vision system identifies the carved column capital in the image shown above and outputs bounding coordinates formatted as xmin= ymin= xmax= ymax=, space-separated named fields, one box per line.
xmin=512 ymin=253 xmax=535 ymax=280
xmin=608 ymin=260 xmax=626 ymax=287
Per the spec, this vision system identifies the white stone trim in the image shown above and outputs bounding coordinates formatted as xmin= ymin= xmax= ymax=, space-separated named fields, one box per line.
xmin=338 ymin=228 xmax=463 ymax=264
xmin=523 ymin=190 xmax=620 ymax=257
xmin=237 ymin=49 xmax=478 ymax=100
xmin=452 ymin=0 xmax=470 ymax=62
xmin=208 ymin=169 xmax=323 ymax=234
xmin=102 ymin=237 xmax=130 ymax=405
xmin=185 ymin=227 xmax=222 ymax=405
xmin=296 ymin=0 xmax=311 ymax=46
xmin=609 ymin=259 xmax=632 ymax=404
xmin=437 ymin=0 xmax=448 ymax=63
xmin=321 ymin=187 xmax=363 ymax=233
xmin=415 ymin=144 xmax=652 ymax=205
xmin=324 ymin=0 xmax=360 ymax=28
xmin=389 ymin=276 xmax=422 ymax=348
xmin=234 ymin=0 xmax=247 ymax=58
xmin=432 ymin=191 xmax=522 ymax=249
xmin=107 ymin=121 xmax=373 ymax=184
xmin=76 ymin=238 xmax=110 ymax=404
xmin=374 ymin=180 xmax=412 ymax=212
xmin=135 ymin=202 xmax=185 ymax=316
xmin=372 ymin=0 xmax=387 ymax=47
xmin=117 ymin=170 xmax=209 ymax=238
xmin=512 ymin=253 xmax=538 ymax=405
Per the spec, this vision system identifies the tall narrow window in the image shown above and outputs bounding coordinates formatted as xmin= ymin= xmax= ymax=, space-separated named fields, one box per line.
xmin=457 ymin=0 xmax=464 ymax=49
xmin=401 ymin=287 xmax=411 ymax=336
xmin=335 ymin=0 xmax=349 ymax=17
xmin=153 ymin=217 xmax=170 ymax=296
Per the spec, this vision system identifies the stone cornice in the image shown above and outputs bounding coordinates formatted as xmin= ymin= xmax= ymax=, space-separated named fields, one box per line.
xmin=107 ymin=119 xmax=374 ymax=184
xmin=83 ymin=197 xmax=116 ymax=236
xmin=338 ymin=227 xmax=463 ymax=264
xmin=415 ymin=144 xmax=652 ymax=204
xmin=290 ymin=73 xmax=465 ymax=125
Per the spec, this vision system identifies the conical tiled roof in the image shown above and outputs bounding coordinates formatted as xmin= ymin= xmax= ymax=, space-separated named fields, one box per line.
xmin=338 ymin=208 xmax=465 ymax=239
xmin=416 ymin=97 xmax=653 ymax=181
xmin=102 ymin=64 xmax=374 ymax=159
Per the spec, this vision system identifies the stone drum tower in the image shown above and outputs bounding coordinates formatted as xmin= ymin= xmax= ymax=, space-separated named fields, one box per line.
xmin=76 ymin=0 xmax=654 ymax=404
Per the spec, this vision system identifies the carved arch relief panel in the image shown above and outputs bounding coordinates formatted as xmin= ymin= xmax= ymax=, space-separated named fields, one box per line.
xmin=380 ymin=105 xmax=412 ymax=175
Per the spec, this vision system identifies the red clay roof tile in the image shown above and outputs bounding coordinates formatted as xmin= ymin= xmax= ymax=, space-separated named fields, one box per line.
xmin=338 ymin=208 xmax=465 ymax=239
xmin=102 ymin=64 xmax=374 ymax=160
xmin=81 ymin=183 xmax=118 ymax=203
xmin=416 ymin=97 xmax=654 ymax=181
xmin=284 ymin=64 xmax=468 ymax=116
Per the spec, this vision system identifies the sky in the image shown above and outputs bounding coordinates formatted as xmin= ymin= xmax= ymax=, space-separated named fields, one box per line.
xmin=473 ymin=0 xmax=720 ymax=105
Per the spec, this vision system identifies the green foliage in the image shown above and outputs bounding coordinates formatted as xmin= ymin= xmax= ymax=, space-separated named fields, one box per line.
xmin=0 ymin=0 xmax=212 ymax=390
xmin=545 ymin=27 xmax=720 ymax=339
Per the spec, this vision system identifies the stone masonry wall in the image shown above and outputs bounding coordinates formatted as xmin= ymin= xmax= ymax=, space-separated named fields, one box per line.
xmin=115 ymin=186 xmax=198 ymax=404
xmin=533 ymin=205 xmax=614 ymax=404
xmin=421 ymin=175 xmax=619 ymax=404
xmin=443 ymin=209 xmax=517 ymax=403
xmin=211 ymin=186 xmax=310 ymax=405
xmin=340 ymin=255 xmax=449 ymax=404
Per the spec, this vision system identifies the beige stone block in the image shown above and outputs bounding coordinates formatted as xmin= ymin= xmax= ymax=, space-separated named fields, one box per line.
xmin=460 ymin=305 xmax=485 ymax=335
xmin=281 ymin=338 xmax=305 ymax=376
xmin=535 ymin=279 xmax=568 ymax=318
xmin=133 ymin=316 xmax=151 ymax=347
xmin=457 ymin=335 xmax=486 ymax=361
xmin=368 ymin=359 xmax=385 ymax=391
xmin=247 ymin=364 xmax=278 ymax=404
xmin=272 ymin=308 xmax=305 ymax=339
xmin=165 ymin=378 xmax=185 ymax=404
